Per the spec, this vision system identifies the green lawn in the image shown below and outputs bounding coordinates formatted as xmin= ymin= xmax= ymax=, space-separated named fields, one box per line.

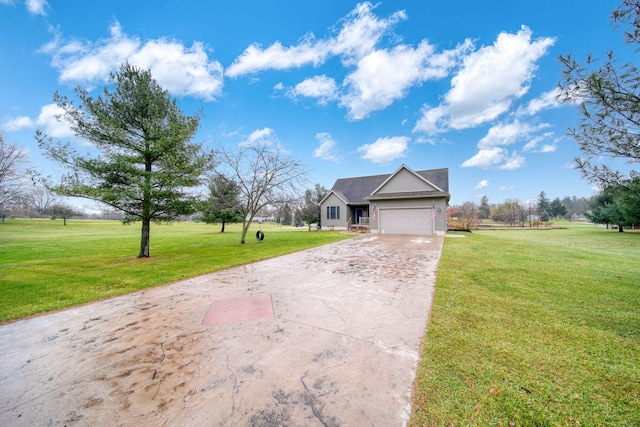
xmin=410 ymin=225 xmax=640 ymax=426
xmin=0 ymin=219 xmax=353 ymax=322
xmin=2 ymin=219 xmax=639 ymax=424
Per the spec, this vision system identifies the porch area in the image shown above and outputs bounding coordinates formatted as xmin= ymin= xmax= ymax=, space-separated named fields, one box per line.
xmin=349 ymin=216 xmax=370 ymax=233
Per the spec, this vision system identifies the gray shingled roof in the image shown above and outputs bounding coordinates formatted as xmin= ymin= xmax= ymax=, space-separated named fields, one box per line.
xmin=329 ymin=167 xmax=449 ymax=205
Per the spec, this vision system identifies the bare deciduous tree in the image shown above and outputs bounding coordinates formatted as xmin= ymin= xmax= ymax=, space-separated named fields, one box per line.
xmin=30 ymin=185 xmax=59 ymax=215
xmin=0 ymin=134 xmax=27 ymax=210
xmin=49 ymin=202 xmax=78 ymax=225
xmin=449 ymin=201 xmax=479 ymax=231
xmin=217 ymin=142 xmax=309 ymax=244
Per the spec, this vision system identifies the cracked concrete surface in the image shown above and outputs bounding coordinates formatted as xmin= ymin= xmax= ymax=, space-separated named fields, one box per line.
xmin=0 ymin=234 xmax=443 ymax=426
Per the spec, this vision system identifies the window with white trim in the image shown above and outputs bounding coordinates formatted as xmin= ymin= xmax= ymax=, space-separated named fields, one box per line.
xmin=326 ymin=206 xmax=340 ymax=220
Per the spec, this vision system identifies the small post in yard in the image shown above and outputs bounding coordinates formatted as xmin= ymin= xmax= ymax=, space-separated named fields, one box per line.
xmin=0 ymin=213 xmax=5 ymax=224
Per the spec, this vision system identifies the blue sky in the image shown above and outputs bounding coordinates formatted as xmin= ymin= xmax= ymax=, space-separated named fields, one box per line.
xmin=0 ymin=0 xmax=629 ymax=207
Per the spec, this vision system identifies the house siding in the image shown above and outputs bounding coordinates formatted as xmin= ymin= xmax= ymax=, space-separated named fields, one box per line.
xmin=321 ymin=193 xmax=348 ymax=230
xmin=376 ymin=168 xmax=438 ymax=193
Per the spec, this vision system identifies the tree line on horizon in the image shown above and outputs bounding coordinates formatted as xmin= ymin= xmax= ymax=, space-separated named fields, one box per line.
xmin=0 ymin=159 xmax=326 ymax=231
xmin=449 ymin=192 xmax=593 ymax=231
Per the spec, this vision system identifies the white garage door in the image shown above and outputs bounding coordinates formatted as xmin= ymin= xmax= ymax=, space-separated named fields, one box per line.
xmin=379 ymin=208 xmax=432 ymax=235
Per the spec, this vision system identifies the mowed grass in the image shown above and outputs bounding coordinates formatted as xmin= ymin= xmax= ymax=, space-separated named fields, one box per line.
xmin=0 ymin=219 xmax=353 ymax=323
xmin=3 ymin=219 xmax=639 ymax=424
xmin=411 ymin=225 xmax=640 ymax=426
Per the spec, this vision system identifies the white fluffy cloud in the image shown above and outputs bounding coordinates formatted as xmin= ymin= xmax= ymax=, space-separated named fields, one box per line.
xmin=518 ymin=88 xmax=562 ymax=116
xmin=226 ymin=2 xmax=405 ymax=77
xmin=463 ymin=146 xmax=526 ymax=171
xmin=42 ymin=22 xmax=223 ymax=101
xmin=330 ymin=2 xmax=407 ymax=65
xmin=2 ymin=104 xmax=75 ymax=139
xmin=228 ymin=2 xmax=470 ymax=120
xmin=239 ymin=127 xmax=278 ymax=147
xmin=225 ymin=38 xmax=329 ymax=78
xmin=312 ymin=132 xmax=340 ymax=161
xmin=539 ymin=143 xmax=557 ymax=153
xmin=357 ymin=136 xmax=409 ymax=164
xmin=414 ymin=26 xmax=555 ymax=134
xmin=2 ymin=115 xmax=34 ymax=132
xmin=461 ymin=119 xmax=548 ymax=170
xmin=523 ymin=131 xmax=556 ymax=152
xmin=35 ymin=104 xmax=75 ymax=138
xmin=0 ymin=0 xmax=47 ymax=15
xmin=26 ymin=0 xmax=47 ymax=15
xmin=290 ymin=76 xmax=339 ymax=105
xmin=499 ymin=152 xmax=526 ymax=170
xmin=477 ymin=120 xmax=539 ymax=150
xmin=341 ymin=40 xmax=471 ymax=120
xmin=475 ymin=179 xmax=490 ymax=190
xmin=461 ymin=147 xmax=506 ymax=169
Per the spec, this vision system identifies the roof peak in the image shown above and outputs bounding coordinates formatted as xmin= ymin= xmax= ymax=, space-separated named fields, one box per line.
xmin=327 ymin=166 xmax=449 ymax=204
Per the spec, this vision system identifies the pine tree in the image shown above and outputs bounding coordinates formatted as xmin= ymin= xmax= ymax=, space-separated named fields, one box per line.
xmin=37 ymin=63 xmax=214 ymax=257
xmin=537 ymin=191 xmax=550 ymax=221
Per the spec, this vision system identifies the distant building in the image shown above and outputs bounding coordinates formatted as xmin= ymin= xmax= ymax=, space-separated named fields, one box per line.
xmin=320 ymin=164 xmax=450 ymax=235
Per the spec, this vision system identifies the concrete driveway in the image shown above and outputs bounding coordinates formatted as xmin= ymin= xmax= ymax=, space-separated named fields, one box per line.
xmin=0 ymin=234 xmax=443 ymax=427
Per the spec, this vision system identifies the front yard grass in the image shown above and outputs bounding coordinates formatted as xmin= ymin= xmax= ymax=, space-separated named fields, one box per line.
xmin=3 ymin=219 xmax=639 ymax=424
xmin=410 ymin=226 xmax=640 ymax=426
xmin=0 ymin=219 xmax=353 ymax=323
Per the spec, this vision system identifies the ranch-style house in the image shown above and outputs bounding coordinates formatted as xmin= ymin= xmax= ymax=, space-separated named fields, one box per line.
xmin=319 ymin=164 xmax=450 ymax=235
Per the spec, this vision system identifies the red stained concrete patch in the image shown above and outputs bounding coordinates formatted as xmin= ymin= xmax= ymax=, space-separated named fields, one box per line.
xmin=201 ymin=295 xmax=274 ymax=326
